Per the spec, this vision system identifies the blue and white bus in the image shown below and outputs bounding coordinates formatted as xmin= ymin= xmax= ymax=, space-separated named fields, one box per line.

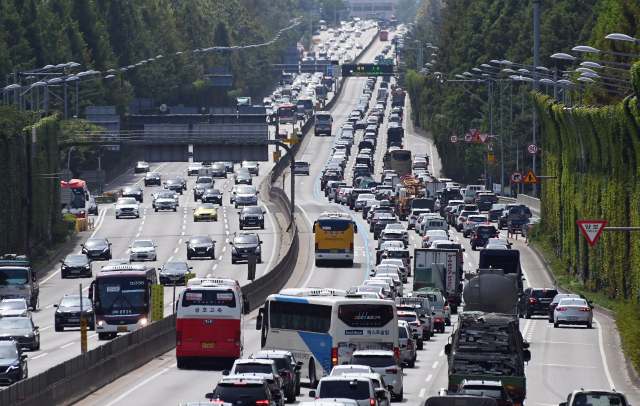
xmin=256 ymin=288 xmax=399 ymax=387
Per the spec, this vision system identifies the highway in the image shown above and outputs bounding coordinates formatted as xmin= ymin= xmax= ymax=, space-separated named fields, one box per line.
xmin=20 ymin=23 xmax=640 ymax=406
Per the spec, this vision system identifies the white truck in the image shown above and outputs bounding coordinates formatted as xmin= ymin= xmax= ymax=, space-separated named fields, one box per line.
xmin=413 ymin=248 xmax=462 ymax=312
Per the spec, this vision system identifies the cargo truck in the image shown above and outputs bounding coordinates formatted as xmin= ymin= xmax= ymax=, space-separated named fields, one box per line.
xmin=413 ymin=248 xmax=462 ymax=312
xmin=391 ymin=87 xmax=405 ymax=107
xmin=478 ymin=249 xmax=524 ymax=294
xmin=0 ymin=254 xmax=39 ymax=309
xmin=386 ymin=123 xmax=404 ymax=147
xmin=506 ymin=205 xmax=532 ymax=234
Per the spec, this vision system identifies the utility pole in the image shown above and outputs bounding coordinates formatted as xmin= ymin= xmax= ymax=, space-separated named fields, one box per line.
xmin=532 ymin=0 xmax=541 ymax=197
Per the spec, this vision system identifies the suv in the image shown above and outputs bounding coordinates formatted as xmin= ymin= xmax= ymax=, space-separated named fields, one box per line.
xmin=230 ymin=232 xmax=262 ymax=264
xmin=234 ymin=185 xmax=258 ymax=208
xmin=81 ymin=238 xmax=112 ymax=260
xmin=470 ymin=224 xmax=499 ymax=250
xmin=185 ymin=235 xmax=216 ymax=260
xmin=187 ymin=162 xmax=203 ymax=176
xmin=518 ymin=287 xmax=559 ymax=319
xmin=294 ymin=161 xmax=310 ymax=176
xmin=225 ymin=359 xmax=285 ymax=406
xmin=122 ymin=185 xmax=143 ymax=203
xmin=457 ymin=379 xmax=514 ymax=406
xmin=474 ymin=192 xmax=498 ymax=211
xmin=560 ymin=390 xmax=629 ymax=406
xmin=242 ymin=161 xmax=260 ymax=176
xmin=462 ymin=215 xmax=489 ymax=237
xmin=397 ymin=310 xmax=424 ymax=349
xmin=193 ymin=176 xmax=214 ymax=202
xmin=349 ymin=350 xmax=403 ymax=401
xmin=54 ymin=295 xmax=94 ymax=331
xmin=115 ymin=197 xmax=140 ymax=219
xmin=489 ymin=204 xmax=508 ymax=221
xmin=239 ymin=206 xmax=266 ymax=230
xmin=311 ymin=375 xmax=378 ymax=406
xmin=206 ymin=376 xmax=280 ymax=406
xmin=250 ymin=350 xmax=302 ymax=402
xmin=0 ymin=340 xmax=28 ymax=384
xmin=60 ymin=254 xmax=92 ymax=278
xmin=134 ymin=161 xmax=149 ymax=173
xmin=144 ymin=172 xmax=161 ymax=187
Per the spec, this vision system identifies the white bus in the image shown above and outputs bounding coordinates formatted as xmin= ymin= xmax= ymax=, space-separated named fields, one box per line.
xmin=256 ymin=288 xmax=399 ymax=388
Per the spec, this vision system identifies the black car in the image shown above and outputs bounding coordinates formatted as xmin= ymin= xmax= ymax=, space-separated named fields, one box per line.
xmin=518 ymin=287 xmax=559 ymax=319
xmin=497 ymin=210 xmax=509 ymax=229
xmin=211 ymin=163 xmax=227 ymax=178
xmin=60 ymin=254 xmax=92 ymax=278
xmin=235 ymin=172 xmax=253 ymax=185
xmin=475 ymin=192 xmax=499 ymax=212
xmin=230 ymin=233 xmax=262 ymax=264
xmin=222 ymin=162 xmax=235 ymax=173
xmin=54 ymin=295 xmax=94 ymax=331
xmin=186 ymin=235 xmax=216 ymax=260
xmin=164 ymin=178 xmax=183 ymax=195
xmin=239 ymin=206 xmax=265 ymax=230
xmin=0 ymin=340 xmax=28 ymax=384
xmin=144 ymin=172 xmax=162 ymax=187
xmin=355 ymin=120 xmax=367 ymax=130
xmin=159 ymin=261 xmax=193 ymax=285
xmin=202 ymin=189 xmax=223 ymax=206
xmin=206 ymin=376 xmax=279 ymax=406
xmin=122 ymin=185 xmax=143 ymax=203
xmin=81 ymin=238 xmax=112 ymax=260
xmin=0 ymin=317 xmax=40 ymax=351
xmin=193 ymin=177 xmax=214 ymax=201
xmin=469 ymin=224 xmax=498 ymax=250
xmin=250 ymin=350 xmax=302 ymax=402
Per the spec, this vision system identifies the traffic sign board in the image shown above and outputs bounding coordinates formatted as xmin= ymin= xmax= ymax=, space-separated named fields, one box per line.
xmin=577 ymin=220 xmax=608 ymax=247
xmin=450 ymin=134 xmax=459 ymax=143
xmin=464 ymin=133 xmax=473 ymax=143
xmin=326 ymin=66 xmax=333 ymax=77
xmin=486 ymin=142 xmax=493 ymax=152
xmin=522 ymin=169 xmax=538 ymax=183
xmin=472 ymin=134 xmax=480 ymax=142
xmin=527 ymin=143 xmax=539 ymax=155
xmin=469 ymin=128 xmax=478 ymax=136
xmin=478 ymin=133 xmax=489 ymax=144
xmin=510 ymin=170 xmax=523 ymax=184
xmin=488 ymin=154 xmax=495 ymax=163
xmin=282 ymin=138 xmax=299 ymax=143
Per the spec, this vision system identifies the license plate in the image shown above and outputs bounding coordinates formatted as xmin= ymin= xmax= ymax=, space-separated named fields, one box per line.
xmin=330 ymin=249 xmax=338 ymax=253
xmin=117 ymin=326 xmax=128 ymax=332
xmin=71 ymin=270 xmax=80 ymax=273
xmin=567 ymin=317 xmax=579 ymax=321
xmin=202 ymin=342 xmax=215 ymax=348
xmin=68 ymin=318 xmax=80 ymax=322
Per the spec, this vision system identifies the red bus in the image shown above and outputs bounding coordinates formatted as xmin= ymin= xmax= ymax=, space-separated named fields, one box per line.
xmin=176 ymin=278 xmax=245 ymax=368
xmin=380 ymin=30 xmax=389 ymax=41
xmin=61 ymin=179 xmax=91 ymax=217
xmin=278 ymin=104 xmax=296 ymax=124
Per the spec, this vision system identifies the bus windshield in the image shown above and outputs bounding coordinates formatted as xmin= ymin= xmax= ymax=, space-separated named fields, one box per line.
xmin=0 ymin=268 xmax=29 ymax=285
xmin=391 ymin=151 xmax=410 ymax=161
xmin=317 ymin=220 xmax=352 ymax=232
xmin=181 ymin=290 xmax=237 ymax=308
xmin=96 ymin=277 xmax=147 ymax=315
xmin=317 ymin=113 xmax=332 ymax=122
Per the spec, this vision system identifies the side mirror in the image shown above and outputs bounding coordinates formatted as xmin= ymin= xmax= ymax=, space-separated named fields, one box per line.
xmin=309 ymin=391 xmax=316 ymax=398
xmin=229 ymin=242 xmax=234 ymax=245
xmin=222 ymin=369 xmax=230 ymax=376
xmin=34 ymin=326 xmax=39 ymax=329
xmin=205 ymin=394 xmax=214 ymax=400
xmin=387 ymin=385 xmax=394 ymax=391
xmin=189 ymin=267 xmax=193 ymax=270
xmin=523 ymin=349 xmax=531 ymax=362
xmin=256 ymin=312 xmax=263 ymax=330
xmin=295 ymin=365 xmax=301 ymax=371
xmin=53 ymin=304 xmax=58 ymax=308
xmin=60 ymin=260 xmax=64 ymax=264
xmin=21 ymin=354 xmax=27 ymax=359
xmin=80 ymin=244 xmax=84 ymax=247
xmin=559 ymin=403 xmax=568 ymax=406
xmin=444 ymin=343 xmax=451 ymax=356
xmin=259 ymin=241 xmax=263 ymax=244
xmin=29 ymin=307 xmax=34 ymax=311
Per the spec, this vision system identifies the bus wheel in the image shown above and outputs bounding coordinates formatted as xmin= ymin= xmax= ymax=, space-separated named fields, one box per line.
xmin=309 ymin=361 xmax=318 ymax=389
xmin=347 ymin=260 xmax=354 ymax=267
xmin=98 ymin=333 xmax=109 ymax=340
xmin=177 ymin=357 xmax=188 ymax=369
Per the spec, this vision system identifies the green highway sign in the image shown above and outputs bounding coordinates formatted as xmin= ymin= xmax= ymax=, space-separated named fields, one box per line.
xmin=341 ymin=63 xmax=394 ymax=77
xmin=378 ymin=59 xmax=394 ymax=65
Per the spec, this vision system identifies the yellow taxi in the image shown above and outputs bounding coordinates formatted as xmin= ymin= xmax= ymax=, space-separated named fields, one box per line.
xmin=193 ymin=203 xmax=218 ymax=222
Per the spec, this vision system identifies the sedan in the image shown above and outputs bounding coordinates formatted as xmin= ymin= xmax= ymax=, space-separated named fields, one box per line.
xmin=0 ymin=317 xmax=40 ymax=351
xmin=235 ymin=172 xmax=252 ymax=185
xmin=0 ymin=299 xmax=31 ymax=318
xmin=129 ymin=239 xmax=157 ymax=262
xmin=159 ymin=261 xmax=193 ymax=285
xmin=186 ymin=235 xmax=216 ymax=260
xmin=81 ymin=238 xmax=112 ymax=260
xmin=242 ymin=161 xmax=260 ymax=175
xmin=134 ymin=161 xmax=149 ymax=173
xmin=154 ymin=191 xmax=178 ymax=212
xmin=144 ymin=172 xmax=161 ymax=187
xmin=193 ymin=203 xmax=218 ymax=222
xmin=202 ymin=189 xmax=223 ymax=206
xmin=0 ymin=341 xmax=28 ymax=383
xmin=164 ymin=178 xmax=183 ymax=194
xmin=60 ymin=254 xmax=92 ymax=278
xmin=553 ymin=298 xmax=593 ymax=328
xmin=122 ymin=185 xmax=143 ymax=203
xmin=54 ymin=295 xmax=94 ymax=331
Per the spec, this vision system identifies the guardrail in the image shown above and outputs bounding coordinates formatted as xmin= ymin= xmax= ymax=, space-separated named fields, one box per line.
xmin=1 ymin=314 xmax=176 ymax=406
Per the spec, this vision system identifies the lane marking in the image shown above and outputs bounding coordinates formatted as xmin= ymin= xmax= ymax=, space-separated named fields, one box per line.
xmin=595 ymin=317 xmax=615 ymax=389
xmin=419 ymin=388 xmax=426 ymax=398
xmin=173 ymin=248 xmax=179 ymax=253
xmin=32 ymin=353 xmax=48 ymax=359
xmin=426 ymin=374 xmax=433 ymax=382
xmin=60 ymin=342 xmax=75 ymax=349
xmin=536 ymin=341 xmax=594 ymax=345
xmin=432 ymin=361 xmax=439 ymax=368
xmin=438 ymin=350 xmax=444 ymax=357
xmin=40 ymin=326 xmax=52 ymax=331
xmin=104 ymin=366 xmax=174 ymax=406
xmin=539 ymin=363 xmax=596 ymax=368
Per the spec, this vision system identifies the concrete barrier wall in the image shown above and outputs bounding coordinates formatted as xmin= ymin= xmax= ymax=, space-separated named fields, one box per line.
xmin=517 ymin=194 xmax=541 ymax=215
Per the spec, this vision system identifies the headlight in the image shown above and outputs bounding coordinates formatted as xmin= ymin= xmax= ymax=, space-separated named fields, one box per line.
xmin=207 ymin=246 xmax=212 ymax=250
xmin=259 ymin=216 xmax=264 ymax=220
xmin=256 ymin=246 xmax=261 ymax=253
xmin=232 ymin=247 xmax=238 ymax=253
xmin=62 ymin=265 xmax=68 ymax=269
xmin=24 ymin=333 xmax=32 ymax=338
xmin=140 ymin=318 xmax=148 ymax=326
xmin=97 ymin=320 xmax=104 ymax=326
xmin=85 ymin=264 xmax=91 ymax=269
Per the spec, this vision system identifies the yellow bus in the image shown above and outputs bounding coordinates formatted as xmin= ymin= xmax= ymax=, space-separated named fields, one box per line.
xmin=313 ymin=212 xmax=358 ymax=267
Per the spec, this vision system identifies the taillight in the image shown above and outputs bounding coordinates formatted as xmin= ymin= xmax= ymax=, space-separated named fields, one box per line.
xmin=474 ymin=233 xmax=478 ymax=238
xmin=393 ymin=347 xmax=400 ymax=361
xmin=529 ymin=298 xmax=538 ymax=303
xmin=235 ymin=331 xmax=241 ymax=347
xmin=459 ymin=217 xmax=463 ymax=221
xmin=280 ymin=370 xmax=291 ymax=378
xmin=495 ymin=234 xmax=499 ymax=237
xmin=407 ymin=338 xmax=413 ymax=349
xmin=256 ymin=401 xmax=270 ymax=405
xmin=315 ymin=243 xmax=319 ymax=253
xmin=415 ymin=322 xmax=421 ymax=327
xmin=370 ymin=398 xmax=376 ymax=406
xmin=331 ymin=347 xmax=338 ymax=368
xmin=176 ymin=330 xmax=182 ymax=346
xmin=579 ymin=308 xmax=591 ymax=311
xmin=350 ymin=243 xmax=354 ymax=253
xmin=556 ymin=307 xmax=567 ymax=311
xmin=466 ymin=222 xmax=472 ymax=225
xmin=386 ymin=367 xmax=399 ymax=374
xmin=435 ymin=318 xmax=442 ymax=322
xmin=444 ymin=306 xmax=449 ymax=311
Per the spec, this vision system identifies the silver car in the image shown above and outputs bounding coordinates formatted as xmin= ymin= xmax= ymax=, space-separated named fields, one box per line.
xmin=129 ymin=239 xmax=157 ymax=262
xmin=349 ymin=350 xmax=404 ymax=401
xmin=553 ymin=298 xmax=593 ymax=328
xmin=398 ymin=321 xmax=417 ymax=368
xmin=462 ymin=215 xmax=489 ymax=237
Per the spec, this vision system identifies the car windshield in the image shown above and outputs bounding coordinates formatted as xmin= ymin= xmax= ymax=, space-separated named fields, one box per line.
xmin=235 ymin=235 xmax=259 ymax=244
xmin=123 ymin=187 xmax=140 ymax=193
xmin=157 ymin=193 xmax=174 ymax=199
xmin=106 ymin=259 xmax=129 ymax=266
xmin=197 ymin=204 xmax=215 ymax=210
xmin=0 ymin=301 xmax=26 ymax=310
xmin=190 ymin=236 xmax=212 ymax=244
xmin=234 ymin=364 xmax=273 ymax=374
xmin=252 ymin=356 xmax=288 ymax=370
xmin=532 ymin=290 xmax=558 ymax=299
xmin=132 ymin=240 xmax=153 ymax=248
xmin=118 ymin=198 xmax=137 ymax=205
xmin=237 ymin=186 xmax=256 ymax=194
xmin=204 ymin=190 xmax=221 ymax=196
xmin=398 ymin=314 xmax=417 ymax=322
xmin=572 ymin=394 xmax=627 ymax=406
xmin=351 ymin=354 xmax=396 ymax=367
xmin=0 ymin=318 xmax=31 ymax=329
xmin=59 ymin=297 xmax=93 ymax=308
xmin=558 ymin=299 xmax=588 ymax=307
xmin=460 ymin=388 xmax=504 ymax=398
xmin=0 ymin=345 xmax=18 ymax=358
xmin=197 ymin=178 xmax=212 ymax=184
xmin=85 ymin=239 xmax=107 ymax=247
xmin=166 ymin=179 xmax=180 ymax=184
xmin=163 ymin=262 xmax=188 ymax=271
xmin=243 ymin=207 xmax=263 ymax=214
xmin=147 ymin=172 xmax=159 ymax=177
xmin=212 ymin=384 xmax=266 ymax=402
xmin=318 ymin=380 xmax=370 ymax=399
xmin=65 ymin=255 xmax=88 ymax=264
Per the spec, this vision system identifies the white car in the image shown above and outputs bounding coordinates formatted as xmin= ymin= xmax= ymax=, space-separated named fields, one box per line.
xmin=129 ymin=239 xmax=157 ymax=262
xmin=312 ymin=376 xmax=377 ymax=406
xmin=423 ymin=234 xmax=449 ymax=248
xmin=485 ymin=237 xmax=512 ymax=249
xmin=379 ymin=259 xmax=409 ymax=280
xmin=0 ymin=298 xmax=31 ymax=318
xmin=554 ymin=298 xmax=593 ymax=328
xmin=462 ymin=215 xmax=489 ymax=237
xmin=371 ymin=275 xmax=403 ymax=297
xmin=349 ymin=350 xmax=404 ymax=401
xmin=408 ymin=208 xmax=431 ymax=230
xmin=354 ymin=194 xmax=376 ymax=211
xmin=154 ymin=191 xmax=178 ymax=212
xmin=115 ymin=197 xmax=140 ymax=219
xmin=329 ymin=365 xmax=373 ymax=376
xmin=384 ymin=223 xmax=409 ymax=244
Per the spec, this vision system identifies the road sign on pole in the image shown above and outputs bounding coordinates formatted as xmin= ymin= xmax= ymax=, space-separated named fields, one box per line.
xmin=510 ymin=170 xmax=523 ymax=184
xmin=478 ymin=133 xmax=489 ymax=144
xmin=577 ymin=220 xmax=608 ymax=247
xmin=527 ymin=143 xmax=539 ymax=155
xmin=486 ymin=142 xmax=494 ymax=152
xmin=464 ymin=133 xmax=473 ymax=143
xmin=326 ymin=66 xmax=333 ymax=77
xmin=488 ymin=154 xmax=495 ymax=164
xmin=450 ymin=134 xmax=459 ymax=143
xmin=522 ymin=169 xmax=538 ymax=183
xmin=469 ymin=128 xmax=478 ymax=136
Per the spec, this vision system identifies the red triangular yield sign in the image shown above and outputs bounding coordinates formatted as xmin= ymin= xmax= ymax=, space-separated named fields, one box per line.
xmin=577 ymin=220 xmax=608 ymax=247
xmin=469 ymin=128 xmax=478 ymax=136
xmin=478 ymin=133 xmax=489 ymax=144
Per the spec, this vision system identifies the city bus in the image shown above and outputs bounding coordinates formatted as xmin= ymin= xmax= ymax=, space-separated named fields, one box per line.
xmin=278 ymin=103 xmax=296 ymax=124
xmin=315 ymin=111 xmax=333 ymax=136
xmin=89 ymin=264 xmax=158 ymax=340
xmin=61 ymin=179 xmax=91 ymax=217
xmin=313 ymin=212 xmax=358 ymax=267
xmin=256 ymin=288 xmax=399 ymax=387
xmin=176 ymin=278 xmax=244 ymax=368
xmin=384 ymin=148 xmax=412 ymax=177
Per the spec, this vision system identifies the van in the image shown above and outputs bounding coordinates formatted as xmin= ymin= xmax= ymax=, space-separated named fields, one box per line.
xmin=409 ymin=289 xmax=448 ymax=332
xmin=464 ymin=185 xmax=485 ymax=203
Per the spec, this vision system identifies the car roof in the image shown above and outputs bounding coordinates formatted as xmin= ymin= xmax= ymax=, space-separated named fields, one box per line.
xmin=234 ymin=358 xmax=276 ymax=365
xmin=352 ymin=349 xmax=394 ymax=356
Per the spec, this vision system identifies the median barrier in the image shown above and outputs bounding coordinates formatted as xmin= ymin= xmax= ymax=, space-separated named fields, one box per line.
xmin=1 ymin=314 xmax=176 ymax=406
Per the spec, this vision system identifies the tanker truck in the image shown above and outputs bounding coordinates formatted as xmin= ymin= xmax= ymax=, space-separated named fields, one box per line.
xmin=444 ymin=268 xmax=531 ymax=406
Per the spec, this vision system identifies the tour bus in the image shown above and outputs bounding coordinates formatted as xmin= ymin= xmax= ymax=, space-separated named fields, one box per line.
xmin=256 ymin=288 xmax=399 ymax=387
xmin=384 ymin=148 xmax=412 ymax=177
xmin=278 ymin=104 xmax=296 ymax=124
xmin=61 ymin=179 xmax=91 ymax=217
xmin=315 ymin=111 xmax=333 ymax=136
xmin=89 ymin=264 xmax=158 ymax=340
xmin=313 ymin=212 xmax=358 ymax=267
xmin=176 ymin=278 xmax=245 ymax=368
